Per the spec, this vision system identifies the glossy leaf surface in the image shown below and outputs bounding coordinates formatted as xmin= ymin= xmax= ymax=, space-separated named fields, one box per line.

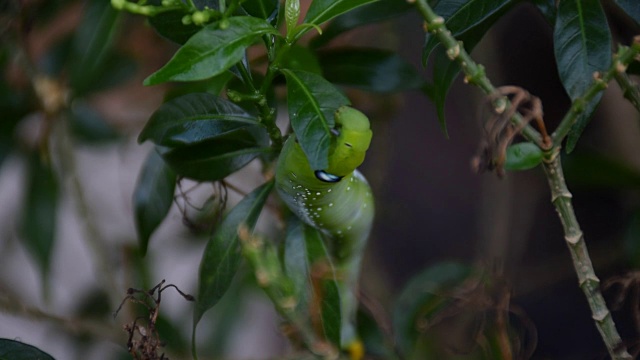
xmin=553 ymin=0 xmax=611 ymax=151
xmin=614 ymin=0 xmax=640 ymax=25
xmin=423 ymin=0 xmax=513 ymax=65
xmin=133 ymin=150 xmax=176 ymax=255
xmin=144 ymin=17 xmax=279 ymax=85
xmin=159 ymin=128 xmax=270 ymax=181
xmin=193 ymin=180 xmax=274 ymax=325
xmin=281 ymin=69 xmax=349 ymax=171
xmin=505 ymin=142 xmax=543 ymax=171
xmin=283 ymin=217 xmax=342 ymax=345
xmin=0 ymin=339 xmax=55 ymax=360
xmin=139 ymin=93 xmax=261 ymax=147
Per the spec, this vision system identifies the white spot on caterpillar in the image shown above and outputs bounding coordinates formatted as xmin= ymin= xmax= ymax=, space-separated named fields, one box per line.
xmin=346 ymin=187 xmax=351 ymax=191
xmin=316 ymin=192 xmax=321 ymax=196
xmin=347 ymin=225 xmax=352 ymax=230
xmin=316 ymin=207 xmax=322 ymax=211
xmin=329 ymin=203 xmax=333 ymax=207
xmin=327 ymin=189 xmax=332 ymax=193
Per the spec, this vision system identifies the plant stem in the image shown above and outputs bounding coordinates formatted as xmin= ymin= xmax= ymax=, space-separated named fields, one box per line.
xmin=235 ymin=59 xmax=284 ymax=151
xmin=542 ymin=151 xmax=631 ymax=359
xmin=0 ymin=291 xmax=123 ymax=344
xmin=413 ymin=0 xmax=545 ymax=148
xmin=239 ymin=230 xmax=338 ymax=359
xmin=414 ymin=0 xmax=636 ymax=357
xmin=551 ymin=42 xmax=640 ymax=147
xmin=615 ymin=71 xmax=640 ymax=114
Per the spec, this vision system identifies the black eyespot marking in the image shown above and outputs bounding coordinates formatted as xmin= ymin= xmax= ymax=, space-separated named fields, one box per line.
xmin=345 ymin=143 xmax=352 ymax=148
xmin=315 ymin=170 xmax=342 ymax=183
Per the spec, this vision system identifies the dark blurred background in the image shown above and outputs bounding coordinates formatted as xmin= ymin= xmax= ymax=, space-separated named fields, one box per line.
xmin=1 ymin=1 xmax=640 ymax=359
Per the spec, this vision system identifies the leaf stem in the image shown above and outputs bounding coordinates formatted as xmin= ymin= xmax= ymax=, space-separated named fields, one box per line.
xmin=551 ymin=41 xmax=640 ymax=147
xmin=542 ymin=151 xmax=631 ymax=359
xmin=235 ymin=61 xmax=283 ymax=150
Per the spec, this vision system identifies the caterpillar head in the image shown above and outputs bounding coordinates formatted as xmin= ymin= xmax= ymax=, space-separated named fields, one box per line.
xmin=323 ymin=106 xmax=372 ymax=179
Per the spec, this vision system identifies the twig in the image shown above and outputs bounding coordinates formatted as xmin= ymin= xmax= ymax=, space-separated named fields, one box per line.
xmin=238 ymin=226 xmax=339 ymax=360
xmin=413 ymin=1 xmax=638 ymax=358
xmin=413 ymin=0 xmax=548 ymax=150
xmin=614 ymin=71 xmax=640 ymax=114
xmin=0 ymin=293 xmax=123 ymax=344
xmin=542 ymin=151 xmax=631 ymax=359
xmin=551 ymin=42 xmax=640 ymax=147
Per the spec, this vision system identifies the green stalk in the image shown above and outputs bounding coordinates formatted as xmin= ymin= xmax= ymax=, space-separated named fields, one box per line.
xmin=551 ymin=43 xmax=640 ymax=147
xmin=542 ymin=151 xmax=631 ymax=359
xmin=235 ymin=61 xmax=284 ymax=150
xmin=239 ymin=229 xmax=338 ymax=359
xmin=413 ymin=1 xmax=637 ymax=358
xmin=615 ymin=71 xmax=640 ymax=116
xmin=413 ymin=0 xmax=545 ymax=148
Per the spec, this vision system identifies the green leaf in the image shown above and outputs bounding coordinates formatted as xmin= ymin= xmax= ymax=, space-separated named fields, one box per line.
xmin=356 ymin=309 xmax=394 ymax=358
xmin=159 ymin=128 xmax=270 ymax=181
xmin=304 ymin=0 xmax=379 ymax=26
xmin=148 ymin=10 xmax=202 ymax=45
xmin=164 ymin=72 xmax=234 ymax=101
xmin=563 ymin=152 xmax=640 ymax=189
xmin=423 ymin=0 xmax=514 ymax=66
xmin=304 ymin=223 xmax=342 ymax=346
xmin=68 ymin=101 xmax=120 ymax=144
xmin=281 ymin=45 xmax=323 ymax=74
xmin=70 ymin=0 xmax=121 ymax=95
xmin=144 ymin=17 xmax=279 ymax=85
xmin=529 ymin=0 xmax=557 ymax=25
xmin=193 ymin=180 xmax=274 ymax=325
xmin=310 ymin=0 xmax=412 ymax=48
xmin=429 ymin=19 xmax=494 ymax=136
xmin=553 ymin=0 xmax=611 ymax=152
xmin=241 ymin=0 xmax=279 ymax=23
xmin=281 ymin=69 xmax=349 ymax=171
xmin=21 ymin=154 xmax=59 ymax=280
xmin=614 ymin=0 xmax=640 ymax=25
xmin=283 ymin=216 xmax=341 ymax=345
xmin=283 ymin=216 xmax=312 ymax=312
xmin=318 ymin=48 xmax=425 ymax=93
xmin=133 ymin=150 xmax=176 ymax=256
xmin=504 ymin=142 xmax=543 ymax=171
xmin=393 ymin=262 xmax=472 ymax=356
xmin=139 ymin=93 xmax=261 ymax=147
xmin=0 ymin=339 xmax=55 ymax=360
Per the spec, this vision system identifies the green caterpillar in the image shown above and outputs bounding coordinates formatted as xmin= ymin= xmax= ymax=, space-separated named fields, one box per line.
xmin=275 ymin=106 xmax=374 ymax=353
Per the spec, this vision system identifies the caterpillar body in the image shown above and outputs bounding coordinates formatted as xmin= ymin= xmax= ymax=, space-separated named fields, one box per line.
xmin=275 ymin=106 xmax=374 ymax=350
